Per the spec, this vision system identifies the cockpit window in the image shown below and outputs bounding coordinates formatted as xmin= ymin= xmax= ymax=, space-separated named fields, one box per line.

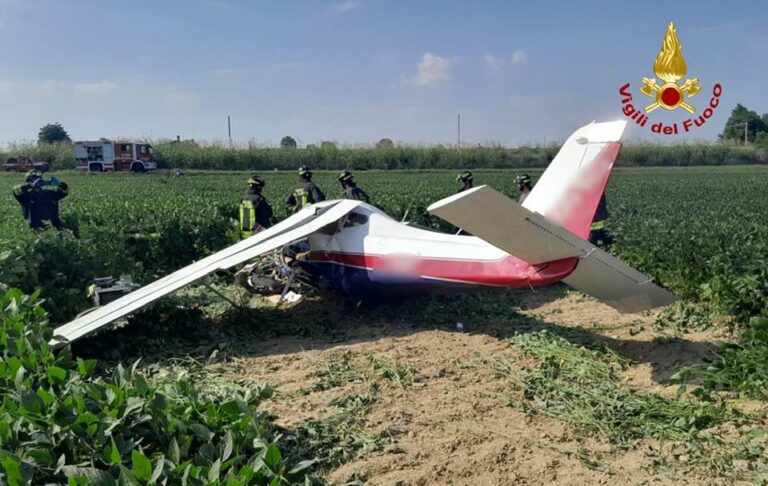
xmin=343 ymin=212 xmax=368 ymax=227
xmin=317 ymin=221 xmax=340 ymax=235
xmin=316 ymin=212 xmax=369 ymax=235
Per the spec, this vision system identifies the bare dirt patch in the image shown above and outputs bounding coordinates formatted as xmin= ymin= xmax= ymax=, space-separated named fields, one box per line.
xmin=520 ymin=290 xmax=717 ymax=393
xmin=195 ymin=287 xmax=754 ymax=485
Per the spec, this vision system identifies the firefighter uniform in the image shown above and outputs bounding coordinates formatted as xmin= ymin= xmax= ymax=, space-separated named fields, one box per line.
xmin=457 ymin=171 xmax=473 ymax=193
xmin=343 ymin=186 xmax=370 ymax=202
xmin=12 ymin=172 xmax=68 ymax=229
xmin=239 ymin=176 xmax=273 ymax=238
xmin=285 ymin=166 xmax=325 ymax=212
xmin=589 ymin=193 xmax=612 ymax=246
xmin=516 ymin=174 xmax=533 ymax=204
xmin=338 ymin=170 xmax=370 ymax=202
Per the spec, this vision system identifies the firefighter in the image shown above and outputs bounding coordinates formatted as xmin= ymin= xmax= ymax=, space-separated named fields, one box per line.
xmin=515 ymin=174 xmax=533 ymax=203
xmin=239 ymin=175 xmax=273 ymax=238
xmin=12 ymin=170 xmax=68 ymax=230
xmin=456 ymin=171 xmax=473 ymax=192
xmin=338 ymin=170 xmax=370 ymax=202
xmin=589 ymin=193 xmax=613 ymax=247
xmin=453 ymin=171 xmax=475 ymax=235
xmin=285 ymin=165 xmax=325 ymax=212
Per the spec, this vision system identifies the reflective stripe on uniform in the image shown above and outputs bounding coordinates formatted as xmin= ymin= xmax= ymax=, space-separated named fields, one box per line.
xmin=239 ymin=200 xmax=255 ymax=234
xmin=293 ymin=188 xmax=309 ymax=209
xmin=590 ymin=220 xmax=606 ymax=231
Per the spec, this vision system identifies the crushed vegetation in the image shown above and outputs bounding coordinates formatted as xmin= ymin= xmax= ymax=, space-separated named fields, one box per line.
xmin=494 ymin=331 xmax=732 ymax=442
xmin=673 ymin=316 xmax=768 ymax=401
xmin=275 ymin=351 xmax=416 ymax=475
xmin=493 ymin=330 xmax=768 ymax=480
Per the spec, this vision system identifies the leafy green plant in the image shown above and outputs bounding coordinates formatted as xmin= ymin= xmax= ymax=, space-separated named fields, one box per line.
xmin=0 ymin=288 xmax=313 ymax=485
xmin=673 ymin=316 xmax=768 ymax=400
xmin=656 ymin=301 xmax=713 ymax=333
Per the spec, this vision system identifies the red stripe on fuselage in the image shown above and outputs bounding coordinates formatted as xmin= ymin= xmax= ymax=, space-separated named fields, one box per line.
xmin=307 ymin=251 xmax=577 ymax=288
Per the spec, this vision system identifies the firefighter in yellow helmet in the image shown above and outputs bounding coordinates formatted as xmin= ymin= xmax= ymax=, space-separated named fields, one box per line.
xmin=285 ymin=166 xmax=326 ymax=212
xmin=239 ymin=175 xmax=273 ymax=238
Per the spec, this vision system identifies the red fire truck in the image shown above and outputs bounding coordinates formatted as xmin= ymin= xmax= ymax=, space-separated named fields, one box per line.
xmin=74 ymin=140 xmax=157 ymax=172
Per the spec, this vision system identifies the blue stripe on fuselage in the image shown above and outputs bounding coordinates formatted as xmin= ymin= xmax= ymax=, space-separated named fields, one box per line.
xmin=297 ymin=260 xmax=482 ymax=302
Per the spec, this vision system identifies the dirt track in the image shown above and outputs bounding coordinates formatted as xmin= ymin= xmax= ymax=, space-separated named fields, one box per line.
xmin=202 ymin=287 xmax=736 ymax=485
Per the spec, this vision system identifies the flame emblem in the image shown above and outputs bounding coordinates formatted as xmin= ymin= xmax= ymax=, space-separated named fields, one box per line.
xmin=640 ymin=22 xmax=700 ymax=113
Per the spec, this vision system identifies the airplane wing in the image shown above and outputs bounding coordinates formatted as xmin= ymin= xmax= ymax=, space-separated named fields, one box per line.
xmin=427 ymin=185 xmax=676 ymax=313
xmin=51 ymin=200 xmax=362 ymax=348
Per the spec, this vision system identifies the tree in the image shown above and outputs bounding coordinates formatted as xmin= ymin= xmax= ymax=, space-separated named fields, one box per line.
xmin=719 ymin=104 xmax=767 ymax=143
xmin=38 ymin=122 xmax=72 ymax=145
xmin=320 ymin=141 xmax=337 ymax=150
xmin=280 ymin=135 xmax=297 ymax=149
xmin=305 ymin=144 xmax=317 ymax=151
xmin=376 ymin=138 xmax=394 ymax=149
xmin=755 ymin=132 xmax=768 ymax=151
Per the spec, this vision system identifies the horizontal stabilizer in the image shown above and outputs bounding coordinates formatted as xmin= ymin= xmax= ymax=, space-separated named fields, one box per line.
xmin=563 ymin=248 xmax=678 ymax=313
xmin=51 ymin=200 xmax=362 ymax=347
xmin=427 ymin=185 xmax=585 ymax=264
xmin=428 ymin=185 xmax=676 ymax=313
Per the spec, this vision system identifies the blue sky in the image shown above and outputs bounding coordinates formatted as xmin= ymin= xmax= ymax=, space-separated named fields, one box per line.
xmin=1 ymin=0 xmax=765 ymax=147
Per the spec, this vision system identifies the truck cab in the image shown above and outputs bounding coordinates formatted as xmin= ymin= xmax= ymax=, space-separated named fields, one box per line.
xmin=114 ymin=142 xmax=156 ymax=172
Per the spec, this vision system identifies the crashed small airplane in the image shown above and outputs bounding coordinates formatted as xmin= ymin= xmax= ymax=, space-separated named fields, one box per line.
xmin=51 ymin=120 xmax=677 ymax=348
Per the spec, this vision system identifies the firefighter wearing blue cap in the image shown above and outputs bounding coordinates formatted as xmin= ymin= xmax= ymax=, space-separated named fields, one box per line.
xmin=12 ymin=170 xmax=68 ymax=229
xmin=239 ymin=175 xmax=273 ymax=238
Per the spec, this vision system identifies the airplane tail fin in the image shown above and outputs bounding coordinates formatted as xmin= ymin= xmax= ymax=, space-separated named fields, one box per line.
xmin=427 ymin=120 xmax=677 ymax=313
xmin=521 ymin=120 xmax=627 ymax=239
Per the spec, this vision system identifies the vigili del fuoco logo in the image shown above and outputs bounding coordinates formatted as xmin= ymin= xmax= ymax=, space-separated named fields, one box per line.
xmin=619 ymin=22 xmax=722 ymax=136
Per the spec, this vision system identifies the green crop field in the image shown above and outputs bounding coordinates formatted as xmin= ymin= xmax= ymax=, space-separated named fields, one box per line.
xmin=2 ymin=167 xmax=768 ymax=483
xmin=3 ymin=167 xmax=768 ymax=319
